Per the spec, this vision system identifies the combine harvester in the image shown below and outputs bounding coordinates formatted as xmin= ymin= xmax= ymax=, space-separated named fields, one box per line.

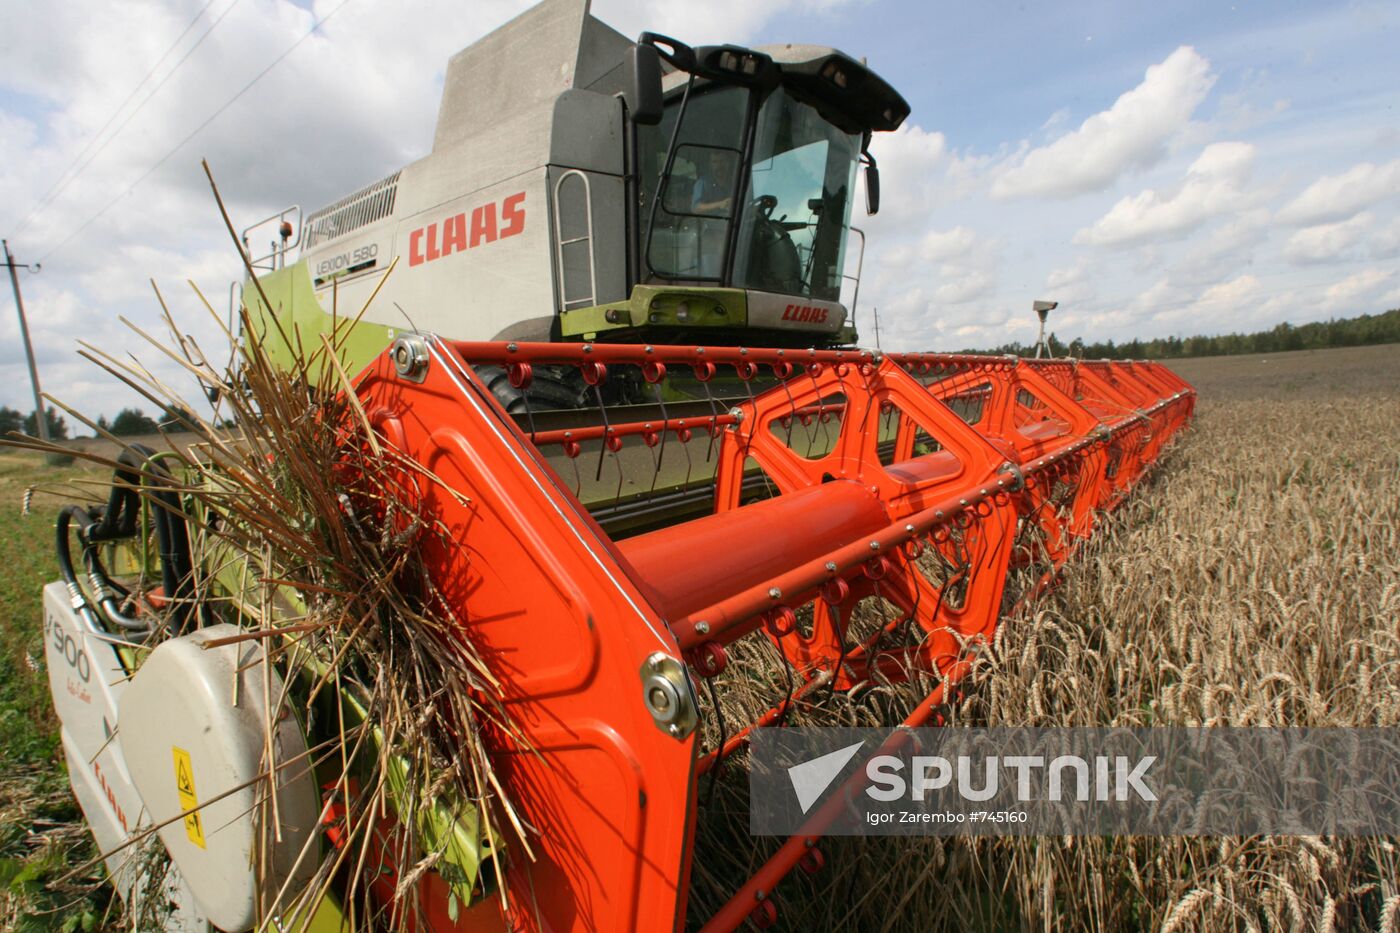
xmin=39 ymin=1 xmax=1195 ymax=930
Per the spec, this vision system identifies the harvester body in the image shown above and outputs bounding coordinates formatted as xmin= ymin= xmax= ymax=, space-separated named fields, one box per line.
xmin=36 ymin=2 xmax=1199 ymax=931
xmin=244 ymin=0 xmax=908 ymax=376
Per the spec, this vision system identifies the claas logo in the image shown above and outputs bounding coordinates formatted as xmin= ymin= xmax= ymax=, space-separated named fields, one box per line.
xmin=408 ymin=192 xmax=525 ymax=266
xmin=782 ymin=303 xmax=829 ymax=323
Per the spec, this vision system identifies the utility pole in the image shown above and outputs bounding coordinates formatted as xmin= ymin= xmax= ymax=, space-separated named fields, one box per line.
xmin=3 ymin=240 xmax=49 ymax=441
xmin=872 ymin=306 xmax=882 ymax=350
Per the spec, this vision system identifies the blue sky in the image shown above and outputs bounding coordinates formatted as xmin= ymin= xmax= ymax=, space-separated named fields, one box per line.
xmin=1 ymin=0 xmax=1398 ymax=419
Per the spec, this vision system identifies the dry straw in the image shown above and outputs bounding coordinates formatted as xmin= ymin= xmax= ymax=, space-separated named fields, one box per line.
xmin=7 ymin=164 xmax=529 ymax=929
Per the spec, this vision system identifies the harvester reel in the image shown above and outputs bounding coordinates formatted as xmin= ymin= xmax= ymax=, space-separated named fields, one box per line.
xmin=42 ymin=336 xmax=1192 ymax=933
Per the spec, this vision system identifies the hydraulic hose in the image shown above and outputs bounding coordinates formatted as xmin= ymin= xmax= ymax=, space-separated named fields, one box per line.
xmin=115 ymin=445 xmax=196 ymax=631
xmin=52 ymin=444 xmax=197 ymax=636
xmin=55 ymin=505 xmax=143 ymax=635
xmin=81 ymin=530 xmax=147 ymax=631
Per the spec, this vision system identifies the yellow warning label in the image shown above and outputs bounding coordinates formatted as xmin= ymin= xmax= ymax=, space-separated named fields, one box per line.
xmin=171 ymin=746 xmax=206 ymax=849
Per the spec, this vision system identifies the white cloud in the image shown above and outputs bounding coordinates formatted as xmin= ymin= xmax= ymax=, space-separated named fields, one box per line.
xmin=935 ymin=268 xmax=995 ymax=305
xmin=991 ymin=46 xmax=1216 ymax=200
xmin=1275 ymin=159 xmax=1400 ymax=225
xmin=915 ymin=226 xmax=981 ymax=263
xmin=1198 ymin=273 xmax=1263 ymax=308
xmin=1283 ymin=212 xmax=1373 ymax=264
xmin=1369 ymin=215 xmax=1400 ymax=260
xmin=1043 ymin=257 xmax=1098 ymax=306
xmin=1141 ymin=273 xmax=1262 ymax=330
xmin=1075 ymin=141 xmax=1257 ymax=247
xmin=872 ymin=231 xmax=999 ymax=320
xmin=861 ymin=124 xmax=993 ymax=243
xmin=1320 ymin=267 xmax=1396 ymax=314
xmin=1169 ymin=208 xmax=1271 ymax=286
xmin=595 ymin=0 xmax=856 ymax=45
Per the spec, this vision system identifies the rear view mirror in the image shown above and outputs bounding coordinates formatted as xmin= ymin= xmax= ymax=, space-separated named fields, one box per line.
xmin=624 ymin=45 xmax=663 ymax=125
xmin=864 ymin=161 xmax=880 ymax=216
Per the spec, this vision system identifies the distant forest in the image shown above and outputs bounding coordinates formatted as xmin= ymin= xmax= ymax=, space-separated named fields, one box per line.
xmin=980 ymin=307 xmax=1400 ymax=360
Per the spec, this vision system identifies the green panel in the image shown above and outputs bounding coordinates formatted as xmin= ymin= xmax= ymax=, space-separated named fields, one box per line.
xmin=241 ymin=263 xmax=402 ymax=381
xmin=560 ymin=285 xmax=749 ymax=339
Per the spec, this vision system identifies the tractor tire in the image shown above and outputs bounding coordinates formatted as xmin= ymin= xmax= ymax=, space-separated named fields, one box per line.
xmin=476 ymin=364 xmax=585 ymax=415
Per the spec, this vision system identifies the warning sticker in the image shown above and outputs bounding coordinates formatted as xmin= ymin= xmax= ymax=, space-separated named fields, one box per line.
xmin=171 ymin=747 xmax=206 ymax=849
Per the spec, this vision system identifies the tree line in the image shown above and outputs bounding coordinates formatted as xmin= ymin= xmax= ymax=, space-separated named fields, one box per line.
xmin=978 ymin=307 xmax=1400 ymax=360
xmin=0 ymin=406 xmax=188 ymax=439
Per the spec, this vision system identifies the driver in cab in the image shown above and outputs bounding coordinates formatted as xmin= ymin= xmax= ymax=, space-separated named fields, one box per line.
xmin=689 ymin=147 xmax=735 ymax=216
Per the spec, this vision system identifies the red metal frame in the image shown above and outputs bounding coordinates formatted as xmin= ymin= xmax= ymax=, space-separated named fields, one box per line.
xmin=352 ymin=339 xmax=1195 ymax=932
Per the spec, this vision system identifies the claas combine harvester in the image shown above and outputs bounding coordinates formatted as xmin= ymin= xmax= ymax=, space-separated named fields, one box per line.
xmin=37 ymin=1 xmax=1195 ymax=930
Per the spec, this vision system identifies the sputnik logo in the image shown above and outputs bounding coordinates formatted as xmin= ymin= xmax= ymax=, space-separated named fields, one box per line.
xmin=787 ymin=741 xmax=864 ymax=813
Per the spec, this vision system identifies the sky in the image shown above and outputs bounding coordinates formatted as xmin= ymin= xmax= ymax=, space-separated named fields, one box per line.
xmin=1 ymin=0 xmax=1398 ymax=422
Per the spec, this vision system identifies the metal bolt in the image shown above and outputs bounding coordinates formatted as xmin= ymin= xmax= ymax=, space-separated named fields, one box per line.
xmin=768 ymin=587 xmax=782 ymax=599
xmin=390 ymin=335 xmax=429 ymax=382
xmin=869 ymin=541 xmax=880 ymax=551
xmin=756 ymin=889 xmax=767 ymax=901
xmin=825 ymin=561 xmax=837 ymax=572
xmin=695 ymin=621 xmax=710 ymax=635
xmin=507 ymin=342 xmax=518 ymax=352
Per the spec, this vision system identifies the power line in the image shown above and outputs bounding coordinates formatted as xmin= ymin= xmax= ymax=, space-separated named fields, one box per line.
xmin=38 ymin=0 xmax=353 ymax=265
xmin=9 ymin=0 xmax=233 ymax=238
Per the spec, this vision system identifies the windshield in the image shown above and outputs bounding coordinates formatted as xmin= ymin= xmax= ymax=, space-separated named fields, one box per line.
xmin=639 ymin=84 xmax=862 ymax=301
xmin=732 ymin=90 xmax=861 ymax=301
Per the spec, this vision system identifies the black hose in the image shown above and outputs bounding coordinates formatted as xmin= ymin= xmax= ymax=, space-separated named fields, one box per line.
xmin=52 ymin=444 xmax=198 ymax=635
xmin=120 ymin=445 xmax=197 ymax=631
xmin=83 ymin=448 xmax=144 ymax=542
xmin=54 ymin=506 xmax=116 ymax=634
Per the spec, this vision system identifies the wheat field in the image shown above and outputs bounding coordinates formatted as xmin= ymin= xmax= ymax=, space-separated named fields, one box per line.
xmin=688 ymin=343 xmax=1400 ymax=931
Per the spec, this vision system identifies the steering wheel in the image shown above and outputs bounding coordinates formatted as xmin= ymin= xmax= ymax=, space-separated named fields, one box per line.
xmin=752 ymin=194 xmax=778 ymax=218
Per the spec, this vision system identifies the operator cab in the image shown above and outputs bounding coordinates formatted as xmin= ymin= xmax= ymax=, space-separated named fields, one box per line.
xmin=629 ymin=36 xmax=908 ymax=344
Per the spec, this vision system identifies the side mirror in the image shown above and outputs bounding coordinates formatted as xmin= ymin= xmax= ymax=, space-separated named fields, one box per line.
xmin=864 ymin=161 xmax=880 ymax=216
xmin=624 ymin=45 xmax=663 ymax=126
